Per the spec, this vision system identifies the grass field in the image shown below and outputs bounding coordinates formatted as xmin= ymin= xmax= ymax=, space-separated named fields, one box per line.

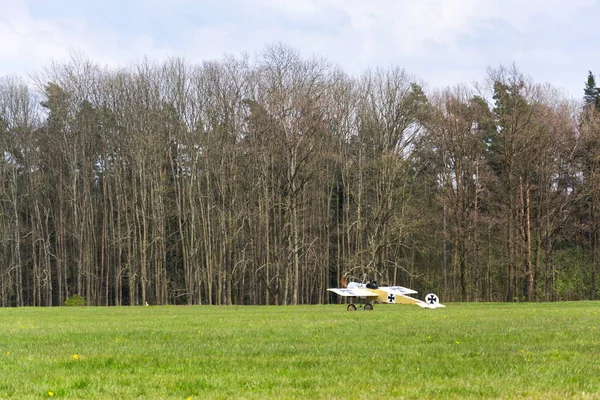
xmin=1 ymin=302 xmax=599 ymax=399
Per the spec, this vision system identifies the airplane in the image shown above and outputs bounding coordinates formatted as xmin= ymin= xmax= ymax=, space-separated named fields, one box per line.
xmin=327 ymin=279 xmax=445 ymax=310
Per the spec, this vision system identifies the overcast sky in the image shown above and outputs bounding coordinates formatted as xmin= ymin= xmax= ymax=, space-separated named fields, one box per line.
xmin=1 ymin=0 xmax=599 ymax=100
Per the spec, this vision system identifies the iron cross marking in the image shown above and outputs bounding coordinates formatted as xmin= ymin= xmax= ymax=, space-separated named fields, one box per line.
xmin=387 ymin=293 xmax=395 ymax=303
xmin=426 ymin=294 xmax=438 ymax=304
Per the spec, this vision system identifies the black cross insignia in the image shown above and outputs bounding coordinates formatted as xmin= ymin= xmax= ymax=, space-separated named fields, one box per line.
xmin=426 ymin=294 xmax=437 ymax=304
xmin=387 ymin=293 xmax=395 ymax=303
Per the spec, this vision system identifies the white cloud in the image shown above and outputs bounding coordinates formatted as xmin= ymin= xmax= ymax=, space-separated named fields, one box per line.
xmin=0 ymin=1 xmax=70 ymax=74
xmin=0 ymin=0 xmax=172 ymax=76
xmin=1 ymin=0 xmax=599 ymax=98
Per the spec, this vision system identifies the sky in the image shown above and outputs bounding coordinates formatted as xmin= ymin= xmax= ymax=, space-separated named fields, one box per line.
xmin=1 ymin=0 xmax=599 ymax=100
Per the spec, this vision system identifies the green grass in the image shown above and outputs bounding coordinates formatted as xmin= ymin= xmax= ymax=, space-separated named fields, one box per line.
xmin=1 ymin=302 xmax=599 ymax=399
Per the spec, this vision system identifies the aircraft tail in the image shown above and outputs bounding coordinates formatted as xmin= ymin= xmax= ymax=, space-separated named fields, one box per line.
xmin=419 ymin=293 xmax=445 ymax=308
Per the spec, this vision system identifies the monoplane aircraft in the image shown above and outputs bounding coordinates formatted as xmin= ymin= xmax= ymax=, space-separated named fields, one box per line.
xmin=328 ymin=280 xmax=445 ymax=310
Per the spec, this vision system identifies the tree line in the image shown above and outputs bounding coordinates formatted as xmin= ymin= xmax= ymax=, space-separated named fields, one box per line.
xmin=1 ymin=45 xmax=599 ymax=306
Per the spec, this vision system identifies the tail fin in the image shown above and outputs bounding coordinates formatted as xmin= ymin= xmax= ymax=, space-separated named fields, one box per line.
xmin=421 ymin=293 xmax=445 ymax=308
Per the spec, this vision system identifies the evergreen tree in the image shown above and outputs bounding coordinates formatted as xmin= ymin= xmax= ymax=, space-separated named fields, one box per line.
xmin=584 ymin=71 xmax=599 ymax=110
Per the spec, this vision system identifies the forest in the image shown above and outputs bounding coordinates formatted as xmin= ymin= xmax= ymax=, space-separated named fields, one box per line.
xmin=1 ymin=44 xmax=599 ymax=307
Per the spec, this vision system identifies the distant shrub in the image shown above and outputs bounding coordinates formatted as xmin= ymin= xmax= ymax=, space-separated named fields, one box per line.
xmin=64 ymin=294 xmax=87 ymax=307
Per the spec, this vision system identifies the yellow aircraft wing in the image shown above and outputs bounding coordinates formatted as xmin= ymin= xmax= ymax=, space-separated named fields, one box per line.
xmin=378 ymin=286 xmax=418 ymax=296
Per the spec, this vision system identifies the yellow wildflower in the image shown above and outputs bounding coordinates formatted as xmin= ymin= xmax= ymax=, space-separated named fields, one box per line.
xmin=72 ymin=354 xmax=80 ymax=360
xmin=48 ymin=391 xmax=54 ymax=397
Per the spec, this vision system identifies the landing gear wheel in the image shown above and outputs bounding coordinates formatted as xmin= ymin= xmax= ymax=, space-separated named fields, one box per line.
xmin=347 ymin=303 xmax=357 ymax=311
xmin=364 ymin=303 xmax=373 ymax=310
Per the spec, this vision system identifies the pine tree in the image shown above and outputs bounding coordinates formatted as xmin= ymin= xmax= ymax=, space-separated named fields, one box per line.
xmin=584 ymin=71 xmax=600 ymax=110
